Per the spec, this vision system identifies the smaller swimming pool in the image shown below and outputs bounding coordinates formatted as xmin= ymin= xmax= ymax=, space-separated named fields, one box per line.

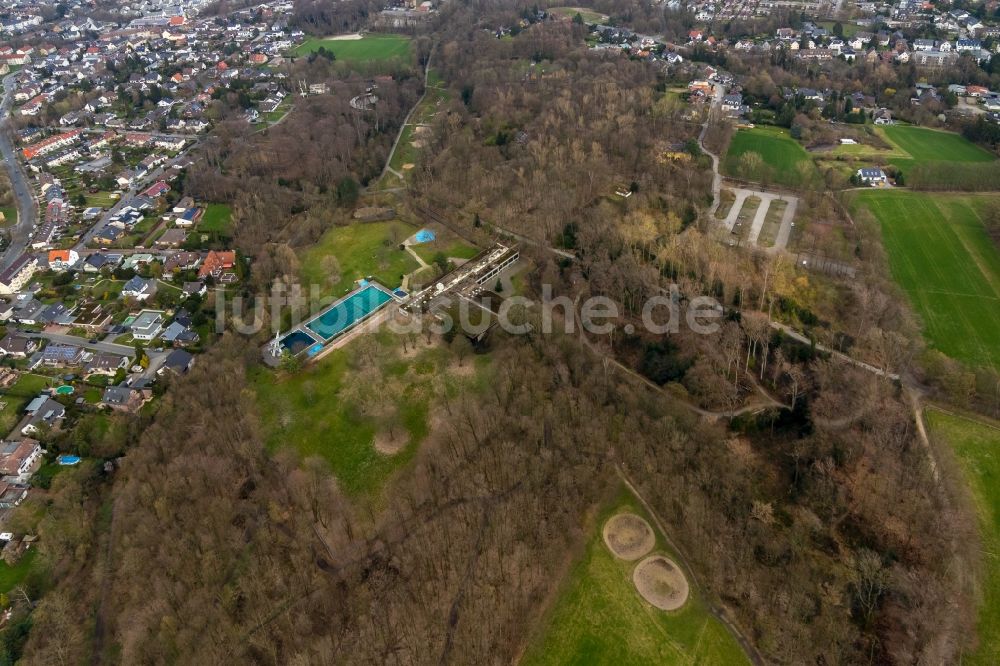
xmin=413 ymin=228 xmax=436 ymax=244
xmin=306 ymin=343 xmax=324 ymax=357
xmin=280 ymin=329 xmax=318 ymax=354
xmin=57 ymin=455 xmax=81 ymax=466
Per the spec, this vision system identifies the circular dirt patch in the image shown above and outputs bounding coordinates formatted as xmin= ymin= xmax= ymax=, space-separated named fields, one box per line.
xmin=633 ymin=555 xmax=689 ymax=611
xmin=603 ymin=513 xmax=655 ymax=561
xmin=374 ymin=432 xmax=407 ymax=455
xmin=402 ymin=163 xmax=415 ymax=170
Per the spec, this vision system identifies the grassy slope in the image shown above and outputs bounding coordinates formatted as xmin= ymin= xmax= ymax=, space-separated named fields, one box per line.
xmin=522 ymin=490 xmax=749 ymax=665
xmin=253 ymin=334 xmax=492 ymax=498
xmin=0 ymin=206 xmax=16 ymax=226
xmin=549 ymin=6 xmax=609 ymax=23
xmin=722 ymin=126 xmax=818 ymax=188
xmin=851 ymin=191 xmax=1000 ymax=369
xmin=293 ymin=34 xmax=412 ymax=62
xmin=411 ymin=239 xmax=479 ymax=264
xmin=0 ymin=549 xmax=37 ymax=595
xmin=299 ymin=221 xmax=420 ymax=296
xmin=925 ymin=409 xmax=1000 ymax=664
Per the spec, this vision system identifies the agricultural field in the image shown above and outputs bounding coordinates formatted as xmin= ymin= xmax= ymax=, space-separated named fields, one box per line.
xmin=293 ymin=34 xmax=412 ymax=63
xmin=0 ymin=374 xmax=53 ymax=435
xmin=850 ymin=191 xmax=1000 ymax=369
xmin=522 ymin=491 xmax=749 ymax=665
xmin=549 ymin=6 xmax=610 ymax=23
xmin=925 ymin=409 xmax=1000 ymax=665
xmin=722 ymin=126 xmax=819 ymax=189
xmin=298 ymin=220 xmax=420 ymax=297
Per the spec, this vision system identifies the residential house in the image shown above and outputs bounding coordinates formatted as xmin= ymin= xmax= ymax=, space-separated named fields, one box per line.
xmin=101 ymin=385 xmax=150 ymax=412
xmin=160 ymin=348 xmax=194 ymax=374
xmin=0 ymin=335 xmax=38 ymax=358
xmin=0 ymin=439 xmax=42 ymax=479
xmin=130 ymin=310 xmax=164 ymax=341
xmin=84 ymin=352 xmax=129 ymax=377
xmin=0 ymin=254 xmax=38 ymax=294
xmin=21 ymin=396 xmax=65 ymax=436
xmin=121 ymin=276 xmax=157 ymax=302
xmin=198 ymin=250 xmax=236 ymax=280
xmin=856 ymin=167 xmax=888 ymax=184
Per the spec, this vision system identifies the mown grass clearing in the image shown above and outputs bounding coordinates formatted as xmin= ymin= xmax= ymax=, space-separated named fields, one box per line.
xmin=925 ymin=409 xmax=1000 ymax=665
xmin=410 ymin=237 xmax=479 ymax=264
xmin=198 ymin=203 xmax=233 ymax=235
xmin=549 ymin=6 xmax=609 ymax=23
xmin=722 ymin=126 xmax=819 ymax=189
xmin=881 ymin=125 xmax=996 ymax=165
xmin=850 ymin=191 xmax=1000 ymax=369
xmin=293 ymin=34 xmax=412 ymax=63
xmin=522 ymin=489 xmax=749 ymax=665
xmin=299 ymin=220 xmax=419 ymax=297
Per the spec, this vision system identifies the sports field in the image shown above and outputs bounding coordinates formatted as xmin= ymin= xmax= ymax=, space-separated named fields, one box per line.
xmin=925 ymin=408 xmax=1000 ymax=665
xmin=299 ymin=221 xmax=420 ymax=297
xmin=293 ymin=34 xmax=412 ymax=62
xmin=851 ymin=191 xmax=1000 ymax=369
xmin=522 ymin=492 xmax=749 ymax=665
xmin=722 ymin=126 xmax=819 ymax=189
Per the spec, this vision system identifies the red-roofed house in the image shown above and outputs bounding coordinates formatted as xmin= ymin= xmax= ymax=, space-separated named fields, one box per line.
xmin=198 ymin=250 xmax=236 ymax=279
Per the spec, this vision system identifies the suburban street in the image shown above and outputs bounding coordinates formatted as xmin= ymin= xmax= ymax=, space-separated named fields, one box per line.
xmin=18 ymin=329 xmax=170 ymax=379
xmin=0 ymin=73 xmax=39 ymax=272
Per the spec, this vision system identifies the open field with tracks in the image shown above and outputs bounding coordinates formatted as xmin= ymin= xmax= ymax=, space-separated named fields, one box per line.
xmin=849 ymin=191 xmax=1000 ymax=369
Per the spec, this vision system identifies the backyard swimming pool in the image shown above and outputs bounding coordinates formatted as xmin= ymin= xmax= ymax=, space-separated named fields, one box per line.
xmin=306 ymin=284 xmax=393 ymax=340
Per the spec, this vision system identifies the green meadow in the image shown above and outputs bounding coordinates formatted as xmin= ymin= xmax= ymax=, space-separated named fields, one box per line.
xmin=722 ymin=126 xmax=819 ymax=189
xmin=299 ymin=221 xmax=420 ymax=297
xmin=850 ymin=191 xmax=1000 ymax=369
xmin=925 ymin=409 xmax=1000 ymax=665
xmin=293 ymin=34 xmax=412 ymax=63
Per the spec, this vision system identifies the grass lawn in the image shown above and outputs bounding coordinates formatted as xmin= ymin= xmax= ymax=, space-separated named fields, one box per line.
xmin=0 ymin=206 xmax=16 ymax=226
xmin=198 ymin=203 xmax=233 ymax=235
xmin=722 ymin=126 xmax=819 ymax=189
xmin=0 ymin=549 xmax=37 ymax=595
xmin=881 ymin=125 xmax=996 ymax=165
xmin=549 ymin=6 xmax=610 ymax=23
xmin=925 ymin=408 xmax=1000 ymax=665
xmin=263 ymin=98 xmax=293 ymax=124
xmin=0 ymin=374 xmax=53 ymax=435
xmin=410 ymin=238 xmax=479 ymax=264
xmin=293 ymin=34 xmax=412 ymax=62
xmin=522 ymin=489 xmax=749 ymax=665
xmin=850 ymin=191 xmax=1000 ymax=369
xmin=85 ymin=191 xmax=117 ymax=209
xmin=299 ymin=221 xmax=420 ymax=296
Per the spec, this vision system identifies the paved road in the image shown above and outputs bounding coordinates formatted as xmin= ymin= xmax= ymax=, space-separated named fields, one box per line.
xmin=0 ymin=73 xmax=39 ymax=271
xmin=18 ymin=329 xmax=170 ymax=379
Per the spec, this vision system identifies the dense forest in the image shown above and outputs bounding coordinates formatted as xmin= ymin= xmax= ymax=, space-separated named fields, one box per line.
xmin=2 ymin=1 xmax=986 ymax=664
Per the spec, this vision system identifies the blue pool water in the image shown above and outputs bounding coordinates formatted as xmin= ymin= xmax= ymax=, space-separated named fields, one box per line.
xmin=306 ymin=285 xmax=393 ymax=340
xmin=280 ymin=329 xmax=318 ymax=354
xmin=307 ymin=343 xmax=323 ymax=357
xmin=414 ymin=229 xmax=435 ymax=244
xmin=57 ymin=455 xmax=81 ymax=466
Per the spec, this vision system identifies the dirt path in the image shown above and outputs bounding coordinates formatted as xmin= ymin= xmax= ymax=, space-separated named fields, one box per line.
xmin=375 ymin=48 xmax=433 ymax=187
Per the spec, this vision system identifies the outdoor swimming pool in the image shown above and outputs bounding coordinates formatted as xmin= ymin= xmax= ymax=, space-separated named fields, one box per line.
xmin=306 ymin=284 xmax=393 ymax=340
xmin=280 ymin=329 xmax=318 ymax=354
